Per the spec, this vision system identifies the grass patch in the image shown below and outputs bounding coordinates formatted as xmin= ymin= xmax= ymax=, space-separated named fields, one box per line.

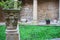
xmin=20 ymin=25 xmax=60 ymax=40
xmin=0 ymin=25 xmax=6 ymax=40
xmin=0 ymin=25 xmax=60 ymax=40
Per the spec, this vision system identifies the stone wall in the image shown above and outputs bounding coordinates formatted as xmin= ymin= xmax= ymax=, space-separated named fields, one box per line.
xmin=38 ymin=0 xmax=59 ymax=21
xmin=20 ymin=0 xmax=59 ymax=22
xmin=0 ymin=10 xmax=5 ymax=22
xmin=20 ymin=0 xmax=33 ymax=22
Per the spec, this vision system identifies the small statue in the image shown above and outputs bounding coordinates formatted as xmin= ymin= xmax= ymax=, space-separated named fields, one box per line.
xmin=6 ymin=13 xmax=18 ymax=29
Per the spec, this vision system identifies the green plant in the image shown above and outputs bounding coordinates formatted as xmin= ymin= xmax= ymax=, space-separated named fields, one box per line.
xmin=0 ymin=0 xmax=22 ymax=9
xmin=0 ymin=1 xmax=5 ymax=8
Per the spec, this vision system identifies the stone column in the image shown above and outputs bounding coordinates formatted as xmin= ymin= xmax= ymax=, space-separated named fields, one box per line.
xmin=33 ymin=0 xmax=38 ymax=24
xmin=57 ymin=0 xmax=60 ymax=25
xmin=59 ymin=0 xmax=60 ymax=20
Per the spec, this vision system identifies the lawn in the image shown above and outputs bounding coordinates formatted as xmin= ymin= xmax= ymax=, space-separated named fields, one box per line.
xmin=20 ymin=25 xmax=60 ymax=40
xmin=0 ymin=25 xmax=6 ymax=40
xmin=0 ymin=25 xmax=60 ymax=40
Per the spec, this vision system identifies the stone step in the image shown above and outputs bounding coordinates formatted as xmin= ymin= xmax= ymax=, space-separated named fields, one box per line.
xmin=6 ymin=30 xmax=17 ymax=32
xmin=6 ymin=32 xmax=19 ymax=34
xmin=6 ymin=33 xmax=19 ymax=40
xmin=0 ymin=22 xmax=5 ymax=25
xmin=7 ymin=27 xmax=17 ymax=29
xmin=6 ymin=29 xmax=19 ymax=34
xmin=7 ymin=28 xmax=17 ymax=30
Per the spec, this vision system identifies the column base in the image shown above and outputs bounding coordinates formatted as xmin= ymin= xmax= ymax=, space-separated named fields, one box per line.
xmin=32 ymin=20 xmax=38 ymax=25
xmin=6 ymin=29 xmax=20 ymax=40
xmin=6 ymin=33 xmax=19 ymax=40
xmin=56 ymin=20 xmax=60 ymax=26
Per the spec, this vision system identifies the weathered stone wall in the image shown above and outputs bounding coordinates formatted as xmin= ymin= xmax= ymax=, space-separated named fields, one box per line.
xmin=20 ymin=0 xmax=33 ymax=22
xmin=38 ymin=0 xmax=59 ymax=21
xmin=0 ymin=10 xmax=5 ymax=22
xmin=20 ymin=0 xmax=59 ymax=22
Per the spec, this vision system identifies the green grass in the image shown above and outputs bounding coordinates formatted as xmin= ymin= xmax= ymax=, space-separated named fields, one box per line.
xmin=0 ymin=25 xmax=6 ymax=40
xmin=20 ymin=25 xmax=60 ymax=40
xmin=0 ymin=25 xmax=60 ymax=40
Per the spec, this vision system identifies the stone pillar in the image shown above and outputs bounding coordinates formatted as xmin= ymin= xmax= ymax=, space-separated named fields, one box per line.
xmin=33 ymin=0 xmax=38 ymax=24
xmin=57 ymin=0 xmax=60 ymax=25
xmin=3 ymin=10 xmax=20 ymax=40
xmin=59 ymin=0 xmax=60 ymax=20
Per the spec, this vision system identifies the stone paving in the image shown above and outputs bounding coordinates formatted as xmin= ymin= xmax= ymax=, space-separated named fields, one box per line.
xmin=47 ymin=38 xmax=60 ymax=40
xmin=51 ymin=38 xmax=60 ymax=40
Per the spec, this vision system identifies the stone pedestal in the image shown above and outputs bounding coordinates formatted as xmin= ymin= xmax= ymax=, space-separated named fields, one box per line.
xmin=6 ymin=30 xmax=19 ymax=40
xmin=3 ymin=9 xmax=20 ymax=40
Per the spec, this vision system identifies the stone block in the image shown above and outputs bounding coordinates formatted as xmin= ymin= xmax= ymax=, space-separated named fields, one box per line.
xmin=6 ymin=33 xmax=19 ymax=40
